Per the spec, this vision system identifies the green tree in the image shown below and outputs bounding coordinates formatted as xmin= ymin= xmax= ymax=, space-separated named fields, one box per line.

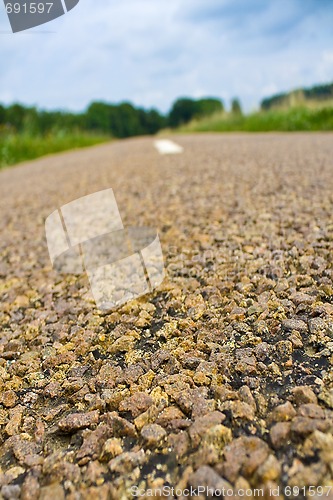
xmin=0 ymin=104 xmax=5 ymax=125
xmin=196 ymin=98 xmax=223 ymax=117
xmin=169 ymin=97 xmax=224 ymax=128
xmin=6 ymin=103 xmax=27 ymax=132
xmin=168 ymin=98 xmax=197 ymax=127
xmin=231 ymin=98 xmax=242 ymax=115
xmin=139 ymin=108 xmax=166 ymax=135
xmin=86 ymin=102 xmax=112 ymax=133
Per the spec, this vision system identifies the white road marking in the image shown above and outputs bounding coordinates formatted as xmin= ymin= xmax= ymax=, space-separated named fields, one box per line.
xmin=154 ymin=139 xmax=184 ymax=155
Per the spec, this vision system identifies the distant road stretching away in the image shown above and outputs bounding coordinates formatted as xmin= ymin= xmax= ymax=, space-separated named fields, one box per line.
xmin=0 ymin=133 xmax=332 ymax=498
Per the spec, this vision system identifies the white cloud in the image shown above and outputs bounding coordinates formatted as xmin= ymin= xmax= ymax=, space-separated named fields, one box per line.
xmin=0 ymin=0 xmax=332 ymax=112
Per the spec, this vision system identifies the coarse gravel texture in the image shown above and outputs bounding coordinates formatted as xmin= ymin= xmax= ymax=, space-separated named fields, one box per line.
xmin=0 ymin=133 xmax=332 ymax=500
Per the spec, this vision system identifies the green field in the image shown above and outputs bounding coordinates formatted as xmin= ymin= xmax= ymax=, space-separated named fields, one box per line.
xmin=0 ymin=131 xmax=110 ymax=169
xmin=176 ymin=106 xmax=333 ymax=133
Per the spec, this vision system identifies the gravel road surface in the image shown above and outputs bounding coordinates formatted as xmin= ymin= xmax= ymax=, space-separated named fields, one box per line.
xmin=0 ymin=133 xmax=332 ymax=499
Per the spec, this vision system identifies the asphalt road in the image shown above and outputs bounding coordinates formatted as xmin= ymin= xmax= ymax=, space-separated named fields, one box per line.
xmin=0 ymin=133 xmax=332 ymax=499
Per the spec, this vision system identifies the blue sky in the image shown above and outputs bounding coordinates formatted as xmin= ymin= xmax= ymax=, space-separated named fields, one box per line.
xmin=0 ymin=0 xmax=332 ymax=112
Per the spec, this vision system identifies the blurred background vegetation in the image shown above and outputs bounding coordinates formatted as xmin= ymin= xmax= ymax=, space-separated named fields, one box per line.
xmin=178 ymin=82 xmax=333 ymax=133
xmin=0 ymin=97 xmax=221 ymax=168
xmin=1 ymin=82 xmax=332 ymax=168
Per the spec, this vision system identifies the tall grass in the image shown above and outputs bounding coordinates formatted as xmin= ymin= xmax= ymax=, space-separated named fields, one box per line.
xmin=0 ymin=130 xmax=110 ymax=169
xmin=177 ymin=106 xmax=333 ymax=133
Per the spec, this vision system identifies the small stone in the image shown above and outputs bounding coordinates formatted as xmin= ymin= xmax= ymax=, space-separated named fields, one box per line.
xmin=268 ymin=362 xmax=282 ymax=377
xmin=235 ymin=354 xmax=257 ymax=375
xmin=3 ymin=466 xmax=26 ymax=483
xmin=58 ymin=410 xmax=99 ymax=433
xmin=21 ymin=475 xmax=40 ymax=500
xmin=141 ymin=424 xmax=166 ymax=446
xmin=118 ymin=392 xmax=153 ymax=417
xmin=290 ymin=330 xmax=303 ymax=348
xmin=108 ymin=450 xmax=145 ymax=474
xmin=100 ymin=438 xmax=123 ymax=461
xmin=0 ymin=390 xmax=17 ymax=408
xmin=168 ymin=431 xmax=190 ymax=459
xmin=302 ymin=430 xmax=333 ymax=462
xmin=122 ymin=364 xmax=145 ymax=385
xmin=0 ymin=408 xmax=7 ymax=425
xmin=191 ymin=397 xmax=216 ymax=419
xmin=133 ymin=405 xmax=160 ymax=431
xmin=255 ymin=342 xmax=272 ymax=361
xmin=309 ymin=318 xmax=327 ymax=336
xmin=256 ymin=454 xmax=281 ymax=481
xmin=291 ymin=417 xmax=330 ymax=437
xmin=1 ymin=485 xmax=21 ymax=499
xmin=43 ymin=382 xmax=61 ymax=399
xmin=193 ymin=371 xmax=210 ymax=385
xmin=76 ymin=424 xmax=112 ymax=464
xmin=42 ymin=453 xmax=81 ymax=484
xmin=291 ymin=293 xmax=314 ymax=306
xmin=14 ymin=295 xmax=30 ymax=308
xmin=275 ymin=340 xmax=293 ymax=358
xmin=318 ymin=388 xmax=333 ymax=409
xmin=85 ymin=461 xmax=106 ymax=485
xmin=108 ymin=335 xmax=136 ymax=354
xmin=213 ymin=385 xmax=238 ymax=402
xmin=39 ymin=483 xmax=65 ymax=500
xmin=202 ymin=424 xmax=232 ymax=454
xmin=188 ymin=411 xmax=225 ymax=448
xmin=10 ymin=437 xmax=41 ymax=466
xmin=155 ymin=406 xmax=186 ymax=427
xmin=189 ymin=465 xmax=232 ymax=492
xmin=42 ymin=352 xmax=75 ymax=369
xmin=297 ymin=403 xmax=325 ymax=419
xmin=99 ymin=412 xmax=137 ymax=438
xmin=238 ymin=385 xmax=256 ymax=410
xmin=282 ymin=319 xmax=308 ymax=333
xmin=182 ymin=355 xmax=202 ymax=369
xmin=223 ymin=437 xmax=269 ymax=482
xmin=100 ymin=388 xmax=129 ymax=411
xmin=291 ymin=386 xmax=318 ymax=406
xmin=269 ymin=401 xmax=296 ymax=422
xmin=270 ymin=422 xmax=291 ymax=449
xmin=5 ymin=406 xmax=23 ymax=436
xmin=221 ymin=400 xmax=255 ymax=420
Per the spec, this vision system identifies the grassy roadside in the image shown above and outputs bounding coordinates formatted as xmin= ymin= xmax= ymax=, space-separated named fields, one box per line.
xmin=176 ymin=106 xmax=333 ymax=133
xmin=0 ymin=131 xmax=110 ymax=169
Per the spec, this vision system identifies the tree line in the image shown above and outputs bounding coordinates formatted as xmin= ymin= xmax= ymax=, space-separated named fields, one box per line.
xmin=0 ymin=97 xmax=226 ymax=138
xmin=261 ymin=82 xmax=333 ymax=110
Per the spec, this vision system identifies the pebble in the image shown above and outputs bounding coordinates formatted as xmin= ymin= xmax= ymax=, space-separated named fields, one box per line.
xmin=269 ymin=402 xmax=296 ymax=422
xmin=291 ymin=386 xmax=318 ymax=405
xmin=58 ymin=410 xmax=99 ymax=432
xmin=282 ymin=319 xmax=308 ymax=333
xmin=222 ymin=436 xmax=269 ymax=482
xmin=39 ymin=483 xmax=65 ymax=500
xmin=0 ymin=391 xmax=17 ymax=408
xmin=118 ymin=392 xmax=153 ymax=417
xmin=270 ymin=422 xmax=291 ymax=448
xmin=141 ymin=424 xmax=167 ymax=446
xmin=189 ymin=465 xmax=233 ymax=493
